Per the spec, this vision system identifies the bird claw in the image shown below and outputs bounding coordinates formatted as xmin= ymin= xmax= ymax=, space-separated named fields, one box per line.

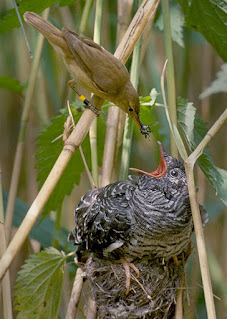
xmin=84 ymin=103 xmax=100 ymax=116
xmin=122 ymin=261 xmax=140 ymax=295
xmin=67 ymin=80 xmax=100 ymax=116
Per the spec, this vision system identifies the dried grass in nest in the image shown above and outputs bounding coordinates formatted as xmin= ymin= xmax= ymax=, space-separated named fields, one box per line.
xmin=85 ymin=253 xmax=187 ymax=319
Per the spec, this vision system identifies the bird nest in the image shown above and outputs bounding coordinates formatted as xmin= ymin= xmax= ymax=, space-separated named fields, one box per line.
xmin=85 ymin=254 xmax=187 ymax=319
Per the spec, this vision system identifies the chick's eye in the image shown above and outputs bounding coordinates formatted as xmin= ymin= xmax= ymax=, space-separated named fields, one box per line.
xmin=170 ymin=169 xmax=179 ymax=177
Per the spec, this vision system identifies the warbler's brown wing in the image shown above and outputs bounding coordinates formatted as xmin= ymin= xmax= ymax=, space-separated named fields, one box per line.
xmin=62 ymin=28 xmax=129 ymax=95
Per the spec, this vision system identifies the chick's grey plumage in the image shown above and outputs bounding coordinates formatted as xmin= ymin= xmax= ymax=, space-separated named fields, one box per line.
xmin=69 ymin=150 xmax=193 ymax=260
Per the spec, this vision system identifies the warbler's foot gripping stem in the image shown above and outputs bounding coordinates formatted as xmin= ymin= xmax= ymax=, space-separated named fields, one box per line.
xmin=68 ymin=80 xmax=100 ymax=116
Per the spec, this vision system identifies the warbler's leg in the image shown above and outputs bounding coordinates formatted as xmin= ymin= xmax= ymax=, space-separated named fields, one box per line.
xmin=68 ymin=79 xmax=77 ymax=91
xmin=67 ymin=80 xmax=100 ymax=116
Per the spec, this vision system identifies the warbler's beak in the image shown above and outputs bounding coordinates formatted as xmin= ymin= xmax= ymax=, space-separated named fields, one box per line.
xmin=130 ymin=142 xmax=167 ymax=178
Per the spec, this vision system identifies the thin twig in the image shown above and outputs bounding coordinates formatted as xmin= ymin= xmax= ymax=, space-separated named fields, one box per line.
xmin=186 ymin=108 xmax=227 ymax=165
xmin=160 ymin=60 xmax=188 ymax=160
xmin=175 ymin=277 xmax=184 ymax=319
xmin=184 ymin=164 xmax=217 ymax=319
xmin=100 ymin=106 xmax=120 ymax=187
xmin=67 ymin=102 xmax=96 ymax=189
xmin=12 ymin=0 xmax=32 ymax=57
xmin=66 ymin=265 xmax=84 ymax=319
xmin=86 ymin=296 xmax=97 ymax=319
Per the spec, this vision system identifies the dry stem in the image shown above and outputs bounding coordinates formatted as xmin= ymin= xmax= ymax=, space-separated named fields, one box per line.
xmin=65 ymin=266 xmax=84 ymax=319
xmin=100 ymin=106 xmax=120 ymax=187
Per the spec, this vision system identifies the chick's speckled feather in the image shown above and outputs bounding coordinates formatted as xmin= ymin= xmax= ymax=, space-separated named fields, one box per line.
xmin=69 ymin=150 xmax=198 ymax=261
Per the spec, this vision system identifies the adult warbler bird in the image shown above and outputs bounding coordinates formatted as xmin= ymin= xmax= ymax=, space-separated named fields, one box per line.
xmin=24 ymin=12 xmax=150 ymax=137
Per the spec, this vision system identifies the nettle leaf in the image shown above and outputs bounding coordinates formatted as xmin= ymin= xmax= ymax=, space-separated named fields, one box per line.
xmin=0 ymin=0 xmax=57 ymax=34
xmin=176 ymin=0 xmax=227 ymax=61
xmin=14 ymin=247 xmax=65 ymax=319
xmin=177 ymin=97 xmax=227 ymax=206
xmin=156 ymin=3 xmax=185 ymax=47
xmin=35 ymin=107 xmax=105 ymax=217
xmin=200 ymin=63 xmax=227 ymax=99
xmin=0 ymin=76 xmax=27 ymax=95
xmin=177 ymin=99 xmax=196 ymax=146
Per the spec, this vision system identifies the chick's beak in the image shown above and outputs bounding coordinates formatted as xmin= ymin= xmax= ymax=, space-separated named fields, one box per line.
xmin=130 ymin=142 xmax=167 ymax=178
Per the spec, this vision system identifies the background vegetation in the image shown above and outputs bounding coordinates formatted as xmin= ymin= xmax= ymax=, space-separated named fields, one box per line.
xmin=0 ymin=0 xmax=226 ymax=318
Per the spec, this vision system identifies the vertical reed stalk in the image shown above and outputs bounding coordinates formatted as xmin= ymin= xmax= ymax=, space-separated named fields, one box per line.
xmin=5 ymin=9 xmax=50 ymax=244
xmin=120 ymin=34 xmax=142 ymax=180
xmin=0 ymin=166 xmax=13 ymax=319
xmin=89 ymin=0 xmax=104 ymax=187
xmin=161 ymin=0 xmax=178 ymax=157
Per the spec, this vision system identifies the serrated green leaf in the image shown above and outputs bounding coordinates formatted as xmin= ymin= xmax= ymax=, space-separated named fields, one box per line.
xmin=177 ymin=97 xmax=227 ymax=206
xmin=14 ymin=248 xmax=65 ymax=319
xmin=0 ymin=76 xmax=26 ymax=95
xmin=35 ymin=108 xmax=105 ymax=217
xmin=200 ymin=63 xmax=227 ymax=99
xmin=156 ymin=3 xmax=185 ymax=47
xmin=177 ymin=99 xmax=196 ymax=146
xmin=176 ymin=0 xmax=227 ymax=61
xmin=0 ymin=0 xmax=57 ymax=34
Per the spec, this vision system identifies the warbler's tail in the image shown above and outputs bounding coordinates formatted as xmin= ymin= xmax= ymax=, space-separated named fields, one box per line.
xmin=24 ymin=12 xmax=68 ymax=53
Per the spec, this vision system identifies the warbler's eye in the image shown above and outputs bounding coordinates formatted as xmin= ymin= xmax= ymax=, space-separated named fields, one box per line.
xmin=128 ymin=107 xmax=134 ymax=112
xmin=170 ymin=169 xmax=179 ymax=177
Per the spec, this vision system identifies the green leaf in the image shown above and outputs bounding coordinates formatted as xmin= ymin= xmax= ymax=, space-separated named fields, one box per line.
xmin=176 ymin=0 xmax=227 ymax=61
xmin=58 ymin=0 xmax=76 ymax=6
xmin=156 ymin=3 xmax=185 ymax=47
xmin=35 ymin=107 xmax=105 ymax=217
xmin=14 ymin=247 xmax=65 ymax=319
xmin=177 ymin=100 xmax=196 ymax=146
xmin=177 ymin=97 xmax=227 ymax=206
xmin=140 ymin=88 xmax=158 ymax=106
xmin=200 ymin=63 xmax=227 ymax=99
xmin=0 ymin=76 xmax=26 ymax=95
xmin=0 ymin=0 xmax=57 ymax=34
